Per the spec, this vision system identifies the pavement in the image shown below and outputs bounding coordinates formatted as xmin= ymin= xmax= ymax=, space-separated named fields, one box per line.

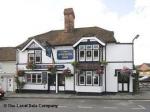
xmin=4 ymin=91 xmax=150 ymax=100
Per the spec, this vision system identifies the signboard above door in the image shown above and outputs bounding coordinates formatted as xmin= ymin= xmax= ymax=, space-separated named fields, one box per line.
xmin=57 ymin=50 xmax=73 ymax=60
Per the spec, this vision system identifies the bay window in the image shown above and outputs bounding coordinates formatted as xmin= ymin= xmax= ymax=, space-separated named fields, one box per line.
xmin=78 ymin=44 xmax=100 ymax=61
xmin=78 ymin=71 xmax=102 ymax=86
xmin=26 ymin=73 xmax=42 ymax=84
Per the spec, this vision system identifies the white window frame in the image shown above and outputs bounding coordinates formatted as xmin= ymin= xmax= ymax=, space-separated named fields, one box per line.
xmin=79 ymin=72 xmax=85 ymax=85
xmin=79 ymin=50 xmax=85 ymax=61
xmin=26 ymin=73 xmax=42 ymax=84
xmin=35 ymin=50 xmax=42 ymax=63
xmin=93 ymin=44 xmax=99 ymax=61
xmin=93 ymin=73 xmax=99 ymax=86
xmin=86 ymin=71 xmax=92 ymax=85
xmin=93 ymin=50 xmax=99 ymax=61
xmin=28 ymin=53 xmax=34 ymax=62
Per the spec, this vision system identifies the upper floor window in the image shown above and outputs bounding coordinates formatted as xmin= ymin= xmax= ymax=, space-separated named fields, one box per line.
xmin=28 ymin=50 xmax=42 ymax=63
xmin=78 ymin=44 xmax=100 ymax=62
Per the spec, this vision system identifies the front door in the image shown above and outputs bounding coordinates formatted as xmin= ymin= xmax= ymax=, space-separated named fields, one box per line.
xmin=58 ymin=74 xmax=65 ymax=92
xmin=48 ymin=73 xmax=56 ymax=92
xmin=117 ymin=71 xmax=129 ymax=92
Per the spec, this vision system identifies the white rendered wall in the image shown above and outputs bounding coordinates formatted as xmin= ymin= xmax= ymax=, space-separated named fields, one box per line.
xmin=65 ymin=77 xmax=74 ymax=91
xmin=106 ymin=43 xmax=132 ymax=62
xmin=106 ymin=63 xmax=133 ymax=92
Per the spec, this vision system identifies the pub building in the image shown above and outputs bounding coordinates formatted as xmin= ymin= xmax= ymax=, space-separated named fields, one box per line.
xmin=16 ymin=8 xmax=133 ymax=93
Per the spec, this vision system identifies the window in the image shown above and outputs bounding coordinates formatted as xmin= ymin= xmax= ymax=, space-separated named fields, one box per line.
xmin=93 ymin=72 xmax=99 ymax=85
xmin=32 ymin=74 xmax=36 ymax=83
xmin=79 ymin=71 xmax=85 ymax=85
xmin=26 ymin=73 xmax=42 ymax=84
xmin=28 ymin=53 xmax=34 ymax=62
xmin=86 ymin=71 xmax=92 ymax=85
xmin=35 ymin=50 xmax=42 ymax=63
xmin=26 ymin=74 xmax=31 ymax=83
xmin=78 ymin=71 xmax=102 ymax=86
xmin=78 ymin=44 xmax=100 ymax=62
xmin=93 ymin=45 xmax=99 ymax=61
xmin=58 ymin=74 xmax=65 ymax=86
xmin=28 ymin=50 xmax=42 ymax=63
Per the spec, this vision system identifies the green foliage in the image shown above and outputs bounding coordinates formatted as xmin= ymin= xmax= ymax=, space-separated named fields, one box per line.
xmin=15 ymin=77 xmax=25 ymax=91
xmin=99 ymin=60 xmax=108 ymax=66
xmin=71 ymin=61 xmax=79 ymax=67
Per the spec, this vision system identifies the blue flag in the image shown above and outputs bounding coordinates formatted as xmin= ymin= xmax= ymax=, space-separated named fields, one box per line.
xmin=46 ymin=47 xmax=52 ymax=57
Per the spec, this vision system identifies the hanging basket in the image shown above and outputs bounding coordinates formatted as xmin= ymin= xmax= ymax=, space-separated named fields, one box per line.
xmin=16 ymin=70 xmax=25 ymax=76
xmin=62 ymin=68 xmax=73 ymax=77
xmin=48 ymin=65 xmax=57 ymax=74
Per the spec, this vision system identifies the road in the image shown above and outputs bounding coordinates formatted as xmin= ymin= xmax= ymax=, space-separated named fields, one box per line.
xmin=0 ymin=98 xmax=150 ymax=112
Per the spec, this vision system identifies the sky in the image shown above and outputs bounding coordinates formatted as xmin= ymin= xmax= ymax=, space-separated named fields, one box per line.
xmin=0 ymin=0 xmax=150 ymax=65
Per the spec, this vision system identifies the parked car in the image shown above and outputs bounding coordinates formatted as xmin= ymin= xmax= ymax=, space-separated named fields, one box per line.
xmin=0 ymin=85 xmax=5 ymax=98
xmin=139 ymin=76 xmax=150 ymax=82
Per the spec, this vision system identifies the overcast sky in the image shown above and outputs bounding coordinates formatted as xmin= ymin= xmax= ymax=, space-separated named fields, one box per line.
xmin=0 ymin=0 xmax=149 ymax=65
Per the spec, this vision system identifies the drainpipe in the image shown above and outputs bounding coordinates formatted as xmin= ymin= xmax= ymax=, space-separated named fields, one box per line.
xmin=56 ymin=73 xmax=58 ymax=93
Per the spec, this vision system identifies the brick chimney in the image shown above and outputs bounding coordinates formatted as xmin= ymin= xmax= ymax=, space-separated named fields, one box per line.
xmin=64 ymin=8 xmax=75 ymax=32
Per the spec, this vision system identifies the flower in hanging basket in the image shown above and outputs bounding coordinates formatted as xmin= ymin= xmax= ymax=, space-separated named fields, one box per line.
xmin=120 ymin=66 xmax=132 ymax=76
xmin=26 ymin=61 xmax=36 ymax=69
xmin=16 ymin=70 xmax=25 ymax=76
xmin=96 ymin=67 xmax=104 ymax=74
xmin=63 ymin=68 xmax=72 ymax=77
xmin=48 ymin=65 xmax=57 ymax=74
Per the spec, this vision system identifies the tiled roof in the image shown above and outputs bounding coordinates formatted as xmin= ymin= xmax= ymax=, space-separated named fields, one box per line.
xmin=17 ymin=26 xmax=116 ymax=50
xmin=0 ymin=47 xmax=16 ymax=61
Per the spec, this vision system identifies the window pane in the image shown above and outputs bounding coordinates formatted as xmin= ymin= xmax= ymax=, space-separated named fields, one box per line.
xmin=87 ymin=51 xmax=91 ymax=57
xmin=58 ymin=74 xmax=65 ymax=86
xmin=93 ymin=75 xmax=99 ymax=85
xmin=26 ymin=74 xmax=31 ymax=83
xmin=94 ymin=50 xmax=98 ymax=57
xmin=80 ymin=51 xmax=84 ymax=58
xmin=86 ymin=75 xmax=92 ymax=85
xmin=36 ymin=57 xmax=41 ymax=63
xmin=79 ymin=45 xmax=85 ymax=50
xmin=29 ymin=54 xmax=34 ymax=62
xmin=80 ymin=76 xmax=85 ymax=84
xmin=32 ymin=74 xmax=36 ymax=83
xmin=37 ymin=74 xmax=41 ymax=83
xmin=35 ymin=50 xmax=41 ymax=63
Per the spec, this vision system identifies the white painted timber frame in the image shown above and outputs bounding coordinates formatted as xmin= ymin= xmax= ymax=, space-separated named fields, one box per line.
xmin=73 ymin=37 xmax=105 ymax=47
xmin=21 ymin=39 xmax=45 ymax=52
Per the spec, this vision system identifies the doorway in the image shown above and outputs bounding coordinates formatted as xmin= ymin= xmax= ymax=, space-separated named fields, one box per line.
xmin=117 ymin=70 xmax=129 ymax=92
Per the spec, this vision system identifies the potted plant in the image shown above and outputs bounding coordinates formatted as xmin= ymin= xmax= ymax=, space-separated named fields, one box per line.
xmin=26 ymin=61 xmax=36 ymax=69
xmin=48 ymin=65 xmax=57 ymax=74
xmin=62 ymin=68 xmax=73 ymax=77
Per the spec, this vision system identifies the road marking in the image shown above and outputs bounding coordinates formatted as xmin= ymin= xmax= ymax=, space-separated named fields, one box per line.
xmin=103 ymin=107 xmax=117 ymax=109
xmin=78 ymin=106 xmax=93 ymax=109
xmin=58 ymin=106 xmax=67 ymax=108
xmin=131 ymin=105 xmax=146 ymax=110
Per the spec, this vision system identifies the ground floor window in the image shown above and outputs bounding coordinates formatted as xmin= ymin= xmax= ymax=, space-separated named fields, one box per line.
xmin=26 ymin=73 xmax=42 ymax=84
xmin=78 ymin=71 xmax=102 ymax=86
